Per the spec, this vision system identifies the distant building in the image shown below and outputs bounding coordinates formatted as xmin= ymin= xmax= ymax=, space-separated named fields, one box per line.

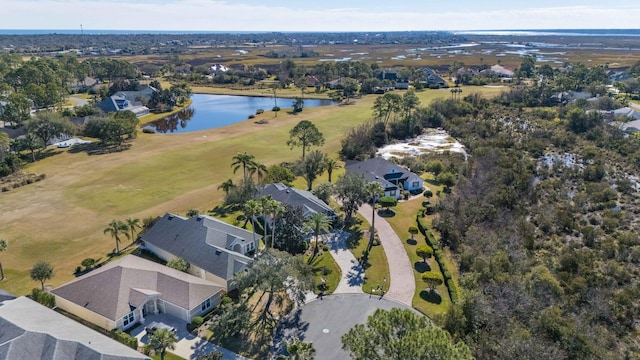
xmin=97 ymin=95 xmax=150 ymax=117
xmin=210 ymin=64 xmax=229 ymax=73
xmin=421 ymin=67 xmax=447 ymax=86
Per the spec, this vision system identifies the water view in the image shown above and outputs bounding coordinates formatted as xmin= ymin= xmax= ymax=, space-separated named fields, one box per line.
xmin=145 ymin=94 xmax=334 ymax=134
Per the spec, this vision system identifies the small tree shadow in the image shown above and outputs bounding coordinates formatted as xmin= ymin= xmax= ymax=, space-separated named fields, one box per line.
xmin=406 ymin=239 xmax=417 ymax=245
xmin=414 ymin=261 xmax=431 ymax=273
xmin=68 ymin=142 xmax=132 ymax=155
xmin=420 ymin=289 xmax=442 ymax=304
xmin=378 ymin=209 xmax=396 ymax=218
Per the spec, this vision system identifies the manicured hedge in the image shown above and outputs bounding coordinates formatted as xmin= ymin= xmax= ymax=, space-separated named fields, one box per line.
xmin=415 ymin=213 xmax=459 ymax=303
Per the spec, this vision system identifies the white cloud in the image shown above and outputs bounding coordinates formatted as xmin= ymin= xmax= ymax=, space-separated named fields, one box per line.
xmin=2 ymin=1 xmax=639 ymax=31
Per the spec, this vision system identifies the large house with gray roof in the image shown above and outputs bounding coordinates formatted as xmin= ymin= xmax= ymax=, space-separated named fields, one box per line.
xmin=97 ymin=95 xmax=150 ymax=117
xmin=0 ymin=296 xmax=149 ymax=359
xmin=140 ymin=213 xmax=259 ymax=291
xmin=345 ymin=157 xmax=423 ymax=199
xmin=257 ymin=183 xmax=336 ymax=219
xmin=52 ymin=255 xmax=223 ymax=331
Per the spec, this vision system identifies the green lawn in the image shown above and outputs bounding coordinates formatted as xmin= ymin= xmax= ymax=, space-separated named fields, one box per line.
xmin=0 ymin=86 xmax=496 ymax=296
xmin=347 ymin=214 xmax=391 ymax=294
xmin=152 ymin=352 xmax=186 ymax=360
xmin=383 ymin=188 xmax=452 ymax=317
xmin=306 ymin=250 xmax=341 ymax=295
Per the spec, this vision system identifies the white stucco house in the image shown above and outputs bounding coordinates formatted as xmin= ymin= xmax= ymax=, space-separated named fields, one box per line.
xmin=51 ymin=255 xmax=223 ymax=331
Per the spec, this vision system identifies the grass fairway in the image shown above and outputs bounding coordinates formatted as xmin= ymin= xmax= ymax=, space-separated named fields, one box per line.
xmin=0 ymin=86 xmax=498 ymax=296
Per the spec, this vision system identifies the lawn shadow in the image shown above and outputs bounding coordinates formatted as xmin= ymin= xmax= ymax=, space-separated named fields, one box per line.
xmin=378 ymin=209 xmax=396 ymax=218
xmin=344 ymin=227 xmax=363 ymax=250
xmin=67 ymin=142 xmax=132 ymax=155
xmin=419 ymin=289 xmax=442 ymax=304
xmin=414 ymin=261 xmax=431 ymax=273
xmin=406 ymin=239 xmax=417 ymax=245
xmin=271 ymin=309 xmax=309 ymax=358
xmin=209 ymin=204 xmax=236 ymax=218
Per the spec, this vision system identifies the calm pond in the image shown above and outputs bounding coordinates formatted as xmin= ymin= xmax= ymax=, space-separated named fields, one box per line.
xmin=145 ymin=94 xmax=335 ymax=134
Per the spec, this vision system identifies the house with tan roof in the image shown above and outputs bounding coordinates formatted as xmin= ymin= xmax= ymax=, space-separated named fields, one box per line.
xmin=51 ymin=255 xmax=223 ymax=331
xmin=140 ymin=213 xmax=259 ymax=291
xmin=0 ymin=296 xmax=149 ymax=359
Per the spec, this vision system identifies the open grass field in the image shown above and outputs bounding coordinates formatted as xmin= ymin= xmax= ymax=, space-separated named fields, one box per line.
xmin=349 ymin=213 xmax=391 ymax=295
xmin=0 ymin=86 xmax=499 ymax=296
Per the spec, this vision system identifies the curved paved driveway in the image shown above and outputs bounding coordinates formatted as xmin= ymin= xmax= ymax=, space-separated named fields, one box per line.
xmin=358 ymin=204 xmax=415 ymax=306
xmin=320 ymin=231 xmax=364 ymax=294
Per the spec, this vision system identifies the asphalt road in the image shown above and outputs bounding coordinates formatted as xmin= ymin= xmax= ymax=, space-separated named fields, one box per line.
xmin=275 ymin=293 xmax=414 ymax=360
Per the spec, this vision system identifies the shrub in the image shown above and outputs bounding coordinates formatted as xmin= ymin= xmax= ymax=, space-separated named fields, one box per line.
xmin=142 ymin=127 xmax=155 ymax=134
xmin=30 ymin=288 xmax=56 ymax=308
xmin=425 ymin=204 xmax=435 ymax=215
xmin=424 ymin=189 xmax=433 ymax=198
xmin=322 ymin=244 xmax=329 ymax=251
xmin=256 ymin=108 xmax=264 ymax=114
xmin=221 ymin=296 xmax=232 ymax=305
xmin=248 ymin=114 xmax=255 ymax=119
xmin=110 ymin=329 xmax=138 ymax=349
xmin=272 ymin=106 xmax=281 ymax=112
xmin=191 ymin=316 xmax=204 ymax=327
xmin=321 ymin=266 xmax=332 ymax=276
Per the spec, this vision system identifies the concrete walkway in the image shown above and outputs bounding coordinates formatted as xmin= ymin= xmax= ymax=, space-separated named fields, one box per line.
xmin=358 ymin=204 xmax=415 ymax=306
xmin=320 ymin=230 xmax=364 ymax=294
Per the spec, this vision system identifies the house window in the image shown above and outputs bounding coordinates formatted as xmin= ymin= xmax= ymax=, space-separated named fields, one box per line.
xmin=412 ymin=181 xmax=420 ymax=188
xmin=200 ymin=298 xmax=211 ymax=312
xmin=122 ymin=312 xmax=135 ymax=327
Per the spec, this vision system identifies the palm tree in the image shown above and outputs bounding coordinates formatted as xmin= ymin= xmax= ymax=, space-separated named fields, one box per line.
xmin=249 ymin=161 xmax=268 ymax=184
xmin=323 ymin=158 xmax=342 ymax=183
xmin=104 ymin=220 xmax=130 ymax=255
xmin=258 ymin=195 xmax=275 ymax=245
xmin=243 ymin=200 xmax=262 ymax=248
xmin=218 ymin=179 xmax=235 ymax=195
xmin=268 ymin=202 xmax=285 ymax=249
xmin=125 ymin=217 xmax=141 ymax=243
xmin=365 ymin=182 xmax=385 ymax=253
xmin=148 ymin=328 xmax=178 ymax=360
xmin=231 ymin=152 xmax=257 ymax=183
xmin=0 ymin=239 xmax=7 ymax=280
xmin=304 ymin=213 xmax=332 ymax=255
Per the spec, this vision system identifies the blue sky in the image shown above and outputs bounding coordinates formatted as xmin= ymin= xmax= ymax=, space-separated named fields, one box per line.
xmin=3 ymin=0 xmax=639 ymax=31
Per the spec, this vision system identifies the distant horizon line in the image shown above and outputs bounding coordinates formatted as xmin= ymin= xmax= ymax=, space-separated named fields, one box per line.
xmin=0 ymin=28 xmax=639 ymax=36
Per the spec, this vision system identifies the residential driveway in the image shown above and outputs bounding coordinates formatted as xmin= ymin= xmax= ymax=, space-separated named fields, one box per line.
xmin=320 ymin=230 xmax=364 ymax=294
xmin=358 ymin=204 xmax=415 ymax=306
xmin=273 ymin=293 xmax=415 ymax=360
xmin=131 ymin=313 xmax=250 ymax=360
xmin=69 ymin=96 xmax=89 ymax=107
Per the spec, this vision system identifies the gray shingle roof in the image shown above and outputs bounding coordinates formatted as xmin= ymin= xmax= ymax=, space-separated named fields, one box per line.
xmin=140 ymin=214 xmax=257 ymax=282
xmin=257 ymin=183 xmax=335 ymax=217
xmin=0 ymin=296 xmax=149 ymax=360
xmin=345 ymin=157 xmax=417 ymax=190
xmin=51 ymin=255 xmax=222 ymax=322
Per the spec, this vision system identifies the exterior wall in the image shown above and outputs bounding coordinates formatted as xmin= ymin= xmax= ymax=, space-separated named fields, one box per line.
xmin=403 ymin=175 xmax=424 ymax=192
xmin=142 ymin=242 xmax=176 ymax=263
xmin=188 ymin=293 xmax=222 ymax=319
xmin=54 ymin=295 xmax=116 ymax=331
